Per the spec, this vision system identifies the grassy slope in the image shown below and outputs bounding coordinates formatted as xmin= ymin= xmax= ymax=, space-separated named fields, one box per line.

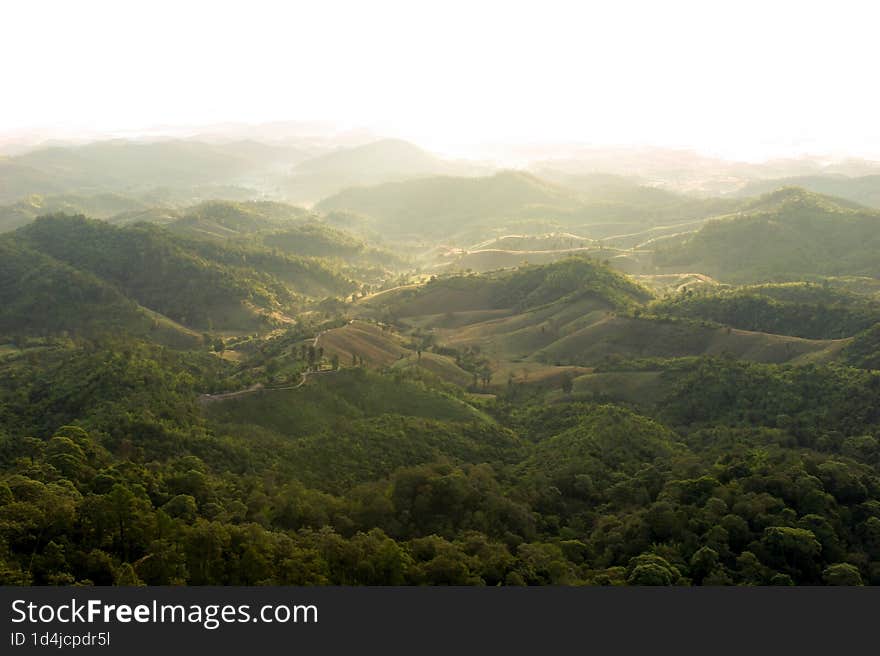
xmin=648 ymin=283 xmax=880 ymax=339
xmin=535 ymin=316 xmax=842 ymax=366
xmin=318 ymin=321 xmax=411 ymax=367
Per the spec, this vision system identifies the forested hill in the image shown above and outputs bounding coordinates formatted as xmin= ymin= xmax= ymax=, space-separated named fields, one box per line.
xmin=654 ymin=188 xmax=880 ymax=281
xmin=1 ymin=335 xmax=879 ymax=585
xmin=362 ymin=257 xmax=651 ymax=322
xmin=4 ymin=213 xmax=357 ymax=333
xmin=0 ymin=238 xmax=200 ymax=347
xmin=165 ymin=200 xmax=311 ymax=239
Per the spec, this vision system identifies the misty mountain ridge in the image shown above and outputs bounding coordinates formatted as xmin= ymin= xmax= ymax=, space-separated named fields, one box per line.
xmin=735 ymin=174 xmax=880 ymax=209
xmin=654 ymin=187 xmax=880 ymax=281
xmin=279 ymin=138 xmax=488 ymax=204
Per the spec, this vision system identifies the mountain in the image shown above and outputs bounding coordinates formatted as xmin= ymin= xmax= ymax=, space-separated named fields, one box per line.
xmin=540 ymin=171 xmax=741 ymax=234
xmin=4 ymin=209 xmax=880 ymax=587
xmin=7 ymin=214 xmax=355 ymax=332
xmin=0 ymin=193 xmax=153 ymax=233
xmin=316 ymin=171 xmax=585 ymax=240
xmin=165 ymin=200 xmax=311 ymax=240
xmin=160 ymin=201 xmax=406 ymax=275
xmin=317 ymin=170 xmax=740 ymax=245
xmin=280 ymin=139 xmax=471 ymax=203
xmin=735 ymin=174 xmax=880 ymax=209
xmin=364 ymin=256 xmax=651 ymax=317
xmin=649 ymin=283 xmax=880 ymax=340
xmin=653 ymin=187 xmax=880 ymax=282
xmin=0 ymin=238 xmax=200 ymax=346
xmin=260 ymin=222 xmax=406 ymax=270
xmin=0 ymin=139 xmax=310 ymax=202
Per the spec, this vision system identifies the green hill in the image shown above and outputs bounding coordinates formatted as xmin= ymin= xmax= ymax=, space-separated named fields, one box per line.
xmin=166 ymin=200 xmax=311 ymax=240
xmin=0 ymin=239 xmax=200 ymax=346
xmin=649 ymin=283 xmax=880 ymax=339
xmin=262 ymin=222 xmax=366 ymax=257
xmin=178 ymin=237 xmax=357 ymax=299
xmin=521 ymin=404 xmax=683 ymax=482
xmin=14 ymin=214 xmax=301 ymax=331
xmin=654 ymin=187 xmax=880 ymax=281
xmin=206 ymin=367 xmax=490 ymax=440
xmin=245 ymin=414 xmax=522 ymax=493
xmin=362 ymin=258 xmax=847 ymax=373
xmin=6 ymin=142 xmax=880 ymax=588
xmin=367 ymin=257 xmax=651 ymax=320
xmin=0 ymin=193 xmax=152 ymax=233
xmin=843 ymin=323 xmax=880 ymax=370
xmin=260 ymin=221 xmax=406 ymax=270
xmin=439 ymin=245 xmax=645 ymax=276
xmin=160 ymin=200 xmax=406 ymax=273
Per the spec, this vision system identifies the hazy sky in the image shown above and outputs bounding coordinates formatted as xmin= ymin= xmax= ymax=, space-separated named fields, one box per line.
xmin=4 ymin=0 xmax=880 ymax=160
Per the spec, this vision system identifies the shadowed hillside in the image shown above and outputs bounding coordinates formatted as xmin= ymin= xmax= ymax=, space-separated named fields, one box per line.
xmin=0 ymin=239 xmax=201 ymax=347
xmin=10 ymin=214 xmax=323 ymax=331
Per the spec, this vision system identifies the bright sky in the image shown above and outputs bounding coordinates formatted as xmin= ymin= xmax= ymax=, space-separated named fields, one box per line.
xmin=3 ymin=0 xmax=880 ymax=160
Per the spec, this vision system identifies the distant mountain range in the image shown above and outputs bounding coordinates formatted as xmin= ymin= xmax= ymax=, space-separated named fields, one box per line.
xmin=734 ymin=175 xmax=880 ymax=208
xmin=0 ymin=139 xmax=310 ymax=203
xmin=317 ymin=170 xmax=738 ymax=243
xmin=279 ymin=138 xmax=487 ymax=204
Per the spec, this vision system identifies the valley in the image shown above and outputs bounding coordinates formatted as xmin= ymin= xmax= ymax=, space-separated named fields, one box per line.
xmin=1 ymin=135 xmax=880 ymax=587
